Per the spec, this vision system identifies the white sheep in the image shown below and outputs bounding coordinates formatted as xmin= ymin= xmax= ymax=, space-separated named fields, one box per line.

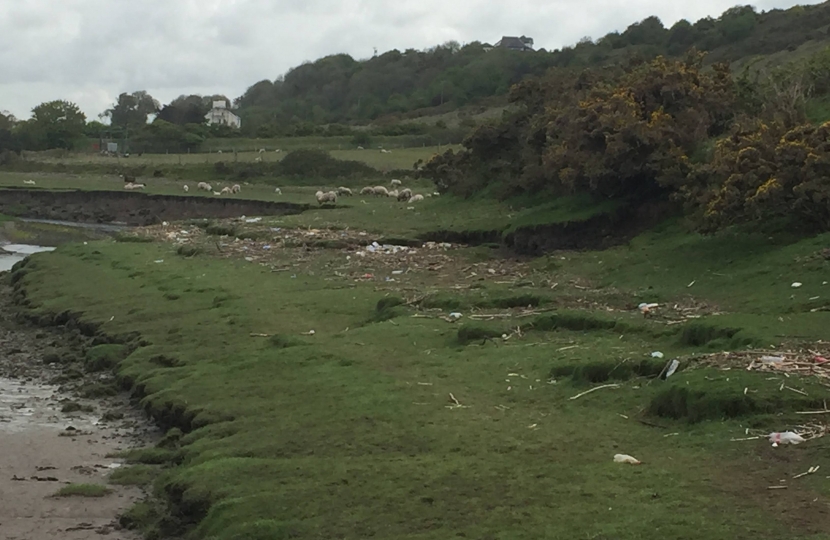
xmin=408 ymin=194 xmax=424 ymax=203
xmin=336 ymin=187 xmax=353 ymax=196
xmin=274 ymin=149 xmax=282 ymax=153
xmin=373 ymin=186 xmax=389 ymax=197
xmin=217 ymin=150 xmax=223 ymax=154
xmin=397 ymin=188 xmax=412 ymax=202
xmin=357 ymin=146 xmax=364 ymax=150
xmin=183 ymin=185 xmax=189 ymax=192
xmin=390 ymin=179 xmax=402 ymax=187
xmin=315 ymin=190 xmax=338 ymax=206
xmin=360 ymin=186 xmax=375 ymax=196
xmin=388 ymin=189 xmax=399 ymax=199
xmin=274 ymin=187 xmax=282 ymax=195
xmin=213 ymin=191 xmax=222 ymax=195
xmin=198 ymin=182 xmax=212 ymax=192
xmin=255 ymin=157 xmax=262 ymax=163
xmin=433 ymin=192 xmax=440 ymax=197
xmin=380 ymin=149 xmax=391 ymax=154
xmin=258 ymin=148 xmax=266 ymax=154
xmin=23 ymin=180 xmax=36 ymax=185
xmin=220 ymin=186 xmax=232 ymax=195
xmin=124 ymin=182 xmax=146 ymax=190
xmin=231 ymin=184 xmax=241 ymax=194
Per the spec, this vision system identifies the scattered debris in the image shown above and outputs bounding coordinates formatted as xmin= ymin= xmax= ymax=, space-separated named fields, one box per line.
xmin=651 ymin=351 xmax=664 ymax=359
xmin=792 ymin=465 xmax=820 ymax=479
xmin=792 ymin=282 xmax=803 ymax=288
xmin=569 ymin=383 xmax=621 ymax=400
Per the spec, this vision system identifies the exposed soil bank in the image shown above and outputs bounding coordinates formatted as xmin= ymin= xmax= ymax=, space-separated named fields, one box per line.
xmin=0 ymin=188 xmax=311 ymax=226
xmin=0 ymin=277 xmax=158 ymax=539
xmin=421 ymin=200 xmax=679 ymax=255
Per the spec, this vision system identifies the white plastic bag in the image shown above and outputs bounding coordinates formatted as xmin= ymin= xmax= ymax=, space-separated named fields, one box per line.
xmin=613 ymin=454 xmax=641 ymax=465
xmin=768 ymin=431 xmax=805 ymax=446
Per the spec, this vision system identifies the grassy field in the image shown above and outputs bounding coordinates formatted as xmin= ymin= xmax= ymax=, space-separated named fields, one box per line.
xmin=18 ymin=145 xmax=457 ymax=173
xmin=6 ymin=180 xmax=830 ymax=539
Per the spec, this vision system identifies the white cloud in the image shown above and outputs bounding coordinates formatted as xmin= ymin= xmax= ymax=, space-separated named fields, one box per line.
xmin=0 ymin=0 xmax=823 ymax=119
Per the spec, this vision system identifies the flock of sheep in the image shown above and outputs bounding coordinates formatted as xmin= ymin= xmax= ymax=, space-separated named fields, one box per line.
xmin=195 ymin=182 xmax=242 ymax=196
xmin=314 ymin=178 xmax=437 ymax=206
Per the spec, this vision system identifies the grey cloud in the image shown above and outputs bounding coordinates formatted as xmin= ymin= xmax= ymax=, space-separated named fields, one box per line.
xmin=0 ymin=0 xmax=824 ymax=119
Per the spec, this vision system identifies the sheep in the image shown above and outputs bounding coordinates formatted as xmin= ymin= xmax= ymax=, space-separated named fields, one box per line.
xmin=183 ymin=184 xmax=189 ymax=192
xmin=373 ymin=186 xmax=389 ymax=197
xmin=197 ymin=182 xmax=212 ymax=192
xmin=408 ymin=194 xmax=424 ymax=203
xmin=255 ymin=157 xmax=262 ymax=163
xmin=315 ymin=190 xmax=338 ymax=206
xmin=388 ymin=189 xmax=399 ymax=199
xmin=274 ymin=149 xmax=282 ymax=153
xmin=397 ymin=188 xmax=412 ymax=202
xmin=258 ymin=148 xmax=266 ymax=154
xmin=23 ymin=179 xmax=36 ymax=185
xmin=217 ymin=150 xmax=222 ymax=154
xmin=380 ymin=149 xmax=391 ymax=154
xmin=124 ymin=182 xmax=146 ymax=190
xmin=213 ymin=191 xmax=222 ymax=195
xmin=220 ymin=186 xmax=232 ymax=195
xmin=231 ymin=184 xmax=241 ymax=194
xmin=433 ymin=192 xmax=440 ymax=197
xmin=274 ymin=187 xmax=282 ymax=195
xmin=360 ymin=186 xmax=375 ymax=195
xmin=336 ymin=186 xmax=353 ymax=196
xmin=390 ymin=179 xmax=402 ymax=187
xmin=357 ymin=145 xmax=364 ymax=150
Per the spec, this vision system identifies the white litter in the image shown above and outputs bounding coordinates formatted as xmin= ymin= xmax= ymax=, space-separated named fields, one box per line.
xmin=665 ymin=359 xmax=680 ymax=378
xmin=769 ymin=431 xmax=805 ymax=446
xmin=613 ymin=454 xmax=642 ymax=465
xmin=792 ymin=282 xmax=803 ymax=288
xmin=651 ymin=351 xmax=664 ymax=359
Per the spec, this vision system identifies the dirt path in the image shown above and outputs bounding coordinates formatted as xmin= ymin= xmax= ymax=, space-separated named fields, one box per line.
xmin=0 ymin=282 xmax=158 ymax=539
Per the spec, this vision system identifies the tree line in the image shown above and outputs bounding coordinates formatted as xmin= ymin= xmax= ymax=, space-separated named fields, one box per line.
xmin=420 ymin=44 xmax=830 ymax=232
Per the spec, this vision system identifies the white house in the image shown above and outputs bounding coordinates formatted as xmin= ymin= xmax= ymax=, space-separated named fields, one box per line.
xmin=205 ymin=100 xmax=241 ymax=129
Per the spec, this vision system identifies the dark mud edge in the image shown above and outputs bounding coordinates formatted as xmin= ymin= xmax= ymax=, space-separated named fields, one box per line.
xmin=421 ymin=200 xmax=678 ymax=255
xmin=7 ymin=258 xmax=215 ymax=536
xmin=0 ymin=187 xmax=313 ymax=227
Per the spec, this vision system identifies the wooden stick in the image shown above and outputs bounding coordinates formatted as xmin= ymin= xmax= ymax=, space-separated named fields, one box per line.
xmin=569 ymin=384 xmax=620 ymax=400
xmin=785 ymin=386 xmax=809 ymax=396
xmin=795 ymin=410 xmax=830 ymax=415
xmin=767 ymin=486 xmax=788 ymax=490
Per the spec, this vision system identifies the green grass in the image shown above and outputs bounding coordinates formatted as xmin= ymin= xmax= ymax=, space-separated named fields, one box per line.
xmin=12 ymin=215 xmax=830 ymax=539
xmin=53 ymin=483 xmax=113 ymax=498
xmin=109 ymin=464 xmax=162 ymax=487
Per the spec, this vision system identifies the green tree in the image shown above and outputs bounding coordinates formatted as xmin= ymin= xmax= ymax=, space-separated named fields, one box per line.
xmin=30 ymin=100 xmax=87 ymax=149
xmin=0 ymin=110 xmax=16 ymax=130
xmin=106 ymin=91 xmax=159 ymax=130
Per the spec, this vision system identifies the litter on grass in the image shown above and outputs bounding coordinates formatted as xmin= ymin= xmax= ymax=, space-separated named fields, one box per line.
xmin=613 ymin=454 xmax=642 ymax=465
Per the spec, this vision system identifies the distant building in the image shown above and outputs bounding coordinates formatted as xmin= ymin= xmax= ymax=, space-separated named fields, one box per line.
xmin=495 ymin=36 xmax=535 ymax=51
xmin=205 ymin=100 xmax=241 ymax=129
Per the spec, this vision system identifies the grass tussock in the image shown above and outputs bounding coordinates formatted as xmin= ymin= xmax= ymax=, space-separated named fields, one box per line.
xmin=54 ymin=483 xmax=112 ymax=498
xmin=551 ymin=359 xmax=667 ymax=384
xmin=457 ymin=324 xmax=503 ymax=344
xmin=109 ymin=464 xmax=161 ymax=487
xmin=84 ymin=343 xmax=129 ymax=372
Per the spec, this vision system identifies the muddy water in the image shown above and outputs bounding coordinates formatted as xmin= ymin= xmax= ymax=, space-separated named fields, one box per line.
xmin=0 ymin=275 xmax=157 ymax=539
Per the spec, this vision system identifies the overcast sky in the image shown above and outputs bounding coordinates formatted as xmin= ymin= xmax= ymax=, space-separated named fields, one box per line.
xmin=0 ymin=0 xmax=823 ymax=120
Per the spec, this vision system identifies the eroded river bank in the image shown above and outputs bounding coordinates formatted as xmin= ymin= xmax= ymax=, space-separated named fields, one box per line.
xmin=0 ymin=272 xmax=158 ymax=539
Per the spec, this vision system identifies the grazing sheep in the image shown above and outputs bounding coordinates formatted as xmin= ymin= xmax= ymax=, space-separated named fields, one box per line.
xmin=274 ymin=187 xmax=282 ymax=195
xmin=213 ymin=191 xmax=222 ymax=195
xmin=380 ymin=149 xmax=391 ymax=154
xmin=408 ymin=194 xmax=424 ymax=203
xmin=275 ymin=149 xmax=282 ymax=153
xmin=315 ymin=190 xmax=338 ymax=206
xmin=390 ymin=179 xmax=402 ymax=187
xmin=433 ymin=192 xmax=440 ymax=197
xmin=231 ymin=184 xmax=241 ymax=194
xmin=23 ymin=180 xmax=36 ymax=185
xmin=373 ymin=186 xmax=389 ymax=197
xmin=397 ymin=188 xmax=412 ymax=202
xmin=124 ymin=182 xmax=146 ymax=190
xmin=388 ymin=189 xmax=399 ymax=199
xmin=183 ymin=185 xmax=189 ymax=192
xmin=217 ymin=150 xmax=223 ymax=154
xmin=255 ymin=157 xmax=262 ymax=163
xmin=258 ymin=148 xmax=266 ymax=154
xmin=336 ymin=186 xmax=353 ymax=196
xmin=221 ymin=186 xmax=232 ymax=195
xmin=357 ymin=146 xmax=364 ymax=150
xmin=360 ymin=186 xmax=374 ymax=195
xmin=198 ymin=182 xmax=212 ymax=192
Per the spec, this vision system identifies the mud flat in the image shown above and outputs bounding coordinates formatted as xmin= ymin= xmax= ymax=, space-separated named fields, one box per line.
xmin=0 ymin=280 xmax=158 ymax=539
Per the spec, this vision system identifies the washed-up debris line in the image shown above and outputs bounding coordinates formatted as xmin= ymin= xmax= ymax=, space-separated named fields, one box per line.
xmin=693 ymin=345 xmax=830 ymax=386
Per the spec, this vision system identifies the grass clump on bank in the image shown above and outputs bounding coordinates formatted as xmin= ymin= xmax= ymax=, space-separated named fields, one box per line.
xmin=54 ymin=483 xmax=112 ymax=498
